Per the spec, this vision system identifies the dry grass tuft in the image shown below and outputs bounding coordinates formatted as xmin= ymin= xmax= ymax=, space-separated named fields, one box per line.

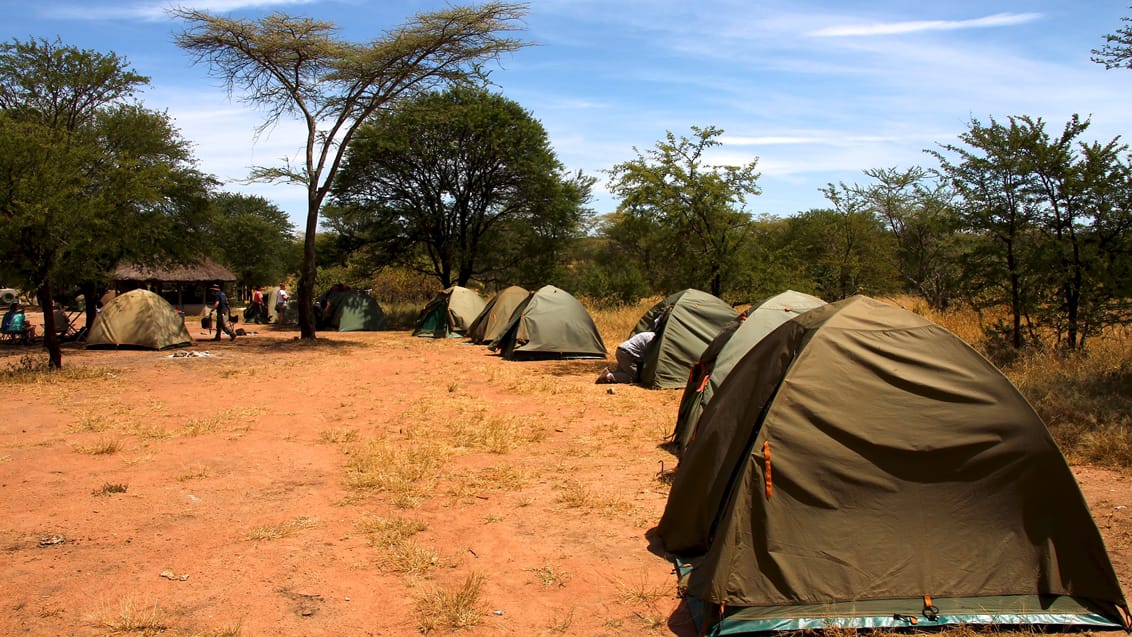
xmin=245 ymin=516 xmax=320 ymax=541
xmin=358 ymin=515 xmax=428 ymax=547
xmin=72 ymin=437 xmax=122 ymax=456
xmin=448 ymin=411 xmax=543 ymax=454
xmin=90 ymin=597 xmax=168 ymax=635
xmin=358 ymin=515 xmax=447 ymax=575
xmin=92 ymin=482 xmax=128 ymax=496
xmin=176 ymin=464 xmax=211 ymax=481
xmin=180 ymin=407 xmax=262 ymax=437
xmin=414 ymin=572 xmax=487 ymax=634
xmin=319 ymin=427 xmax=359 ymax=444
xmin=343 ymin=438 xmax=448 ymax=507
xmin=555 ymin=479 xmax=636 ymax=517
xmin=545 ymin=607 xmax=576 ymax=633
xmin=0 ymin=353 xmax=119 ymax=386
xmin=526 ymin=562 xmax=572 ymax=588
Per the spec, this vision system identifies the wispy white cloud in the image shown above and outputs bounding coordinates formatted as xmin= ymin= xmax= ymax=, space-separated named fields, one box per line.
xmin=42 ymin=0 xmax=318 ymax=22
xmin=810 ymin=12 xmax=1042 ymax=38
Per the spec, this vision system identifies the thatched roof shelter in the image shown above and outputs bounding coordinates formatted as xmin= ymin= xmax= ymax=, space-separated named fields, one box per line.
xmin=112 ymin=257 xmax=235 ymax=284
xmin=110 ymin=257 xmax=236 ymax=313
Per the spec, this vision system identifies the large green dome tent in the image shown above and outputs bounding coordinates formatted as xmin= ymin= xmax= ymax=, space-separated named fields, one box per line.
xmin=672 ymin=290 xmax=825 ymax=453
xmin=658 ymin=295 xmax=1130 ymax=635
xmin=323 ymin=290 xmax=388 ymax=332
xmin=491 ymin=285 xmax=606 ymax=360
xmin=86 ymin=289 xmax=193 ymax=350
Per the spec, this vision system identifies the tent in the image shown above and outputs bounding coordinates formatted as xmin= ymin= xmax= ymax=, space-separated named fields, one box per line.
xmin=492 ymin=285 xmax=606 ymax=360
xmin=672 ymin=290 xmax=825 ymax=453
xmin=657 ymin=295 xmax=1130 ymax=634
xmin=86 ymin=289 xmax=193 ymax=350
xmin=632 ymin=289 xmax=737 ymax=389
xmin=323 ymin=290 xmax=388 ymax=332
xmin=466 ymin=285 xmax=529 ymax=345
xmin=412 ymin=286 xmax=485 ymax=338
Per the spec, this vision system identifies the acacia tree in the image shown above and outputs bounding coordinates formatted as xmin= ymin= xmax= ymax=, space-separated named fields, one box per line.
xmin=329 ymin=87 xmax=593 ymax=288
xmin=605 ymin=126 xmax=759 ymax=298
xmin=174 ymin=5 xmax=528 ymax=338
xmin=1092 ymin=8 xmax=1132 ymax=69
xmin=0 ymin=38 xmax=210 ymax=368
xmin=930 ymin=115 xmax=1132 ymax=351
xmin=830 ymin=167 xmax=962 ymax=309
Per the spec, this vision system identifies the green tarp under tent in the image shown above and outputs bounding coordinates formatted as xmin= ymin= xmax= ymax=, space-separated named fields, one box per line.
xmin=492 ymin=285 xmax=606 ymax=360
xmin=658 ymin=295 xmax=1130 ymax=635
xmin=632 ymin=289 xmax=737 ymax=389
xmin=323 ymin=290 xmax=388 ymax=332
xmin=467 ymin=285 xmax=528 ymax=345
xmin=672 ymin=290 xmax=825 ymax=454
xmin=86 ymin=289 xmax=192 ymax=350
xmin=412 ymin=286 xmax=485 ymax=338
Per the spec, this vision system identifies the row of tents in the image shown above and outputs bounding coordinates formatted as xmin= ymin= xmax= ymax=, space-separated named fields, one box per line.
xmin=61 ymin=284 xmax=1132 ymax=634
xmin=606 ymin=289 xmax=1131 ymax=635
xmin=78 ymin=284 xmax=611 ymax=360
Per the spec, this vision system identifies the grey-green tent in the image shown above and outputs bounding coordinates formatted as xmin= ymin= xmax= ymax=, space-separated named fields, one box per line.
xmin=86 ymin=289 xmax=192 ymax=350
xmin=492 ymin=285 xmax=606 ymax=360
xmin=467 ymin=285 xmax=528 ymax=345
xmin=632 ymin=289 xmax=737 ymax=389
xmin=672 ymin=290 xmax=825 ymax=453
xmin=658 ymin=295 xmax=1130 ymax=634
xmin=324 ymin=290 xmax=388 ymax=332
xmin=412 ymin=286 xmax=485 ymax=338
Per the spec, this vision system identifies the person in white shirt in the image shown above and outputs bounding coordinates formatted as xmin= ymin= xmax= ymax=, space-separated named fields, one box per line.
xmin=597 ymin=329 xmax=656 ymax=384
xmin=275 ymin=283 xmax=289 ymax=326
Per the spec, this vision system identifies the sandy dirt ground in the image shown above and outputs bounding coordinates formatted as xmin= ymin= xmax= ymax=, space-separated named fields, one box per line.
xmin=1 ymin=319 xmax=1129 ymax=636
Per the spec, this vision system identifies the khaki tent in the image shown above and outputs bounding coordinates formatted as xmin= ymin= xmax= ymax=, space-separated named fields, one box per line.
xmin=86 ymin=289 xmax=192 ymax=350
xmin=632 ymin=289 xmax=737 ymax=389
xmin=323 ymin=290 xmax=388 ymax=332
xmin=467 ymin=285 xmax=528 ymax=345
xmin=492 ymin=285 xmax=606 ymax=360
xmin=672 ymin=290 xmax=825 ymax=452
xmin=413 ymin=286 xmax=485 ymax=338
xmin=658 ymin=295 xmax=1130 ymax=634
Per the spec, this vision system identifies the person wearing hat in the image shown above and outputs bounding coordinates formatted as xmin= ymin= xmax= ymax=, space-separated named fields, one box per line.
xmin=209 ymin=284 xmax=237 ymax=341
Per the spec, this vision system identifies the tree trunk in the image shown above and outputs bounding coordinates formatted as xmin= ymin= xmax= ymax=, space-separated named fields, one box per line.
xmin=298 ymin=200 xmax=320 ymax=339
xmin=36 ymin=283 xmax=62 ymax=369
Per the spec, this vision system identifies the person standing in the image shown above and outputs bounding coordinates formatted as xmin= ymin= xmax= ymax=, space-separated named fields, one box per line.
xmin=275 ymin=283 xmax=289 ymax=326
xmin=249 ymin=286 xmax=266 ymax=323
xmin=210 ymin=284 xmax=237 ymax=341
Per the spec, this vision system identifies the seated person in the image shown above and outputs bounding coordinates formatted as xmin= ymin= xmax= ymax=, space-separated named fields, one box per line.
xmin=1 ymin=302 xmax=36 ymax=343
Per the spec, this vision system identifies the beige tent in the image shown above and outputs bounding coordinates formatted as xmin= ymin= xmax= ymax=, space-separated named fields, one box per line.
xmin=467 ymin=285 xmax=529 ymax=345
xmin=86 ymin=289 xmax=192 ymax=350
xmin=412 ymin=286 xmax=485 ymax=338
xmin=659 ymin=295 xmax=1129 ymax=634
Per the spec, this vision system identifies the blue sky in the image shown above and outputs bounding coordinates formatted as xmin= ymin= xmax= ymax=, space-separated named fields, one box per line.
xmin=6 ymin=0 xmax=1132 ymax=228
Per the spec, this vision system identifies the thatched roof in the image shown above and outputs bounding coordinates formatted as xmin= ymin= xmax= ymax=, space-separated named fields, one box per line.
xmin=112 ymin=257 xmax=236 ymax=283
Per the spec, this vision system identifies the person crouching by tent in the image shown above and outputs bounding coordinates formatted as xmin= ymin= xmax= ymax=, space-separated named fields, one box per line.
xmin=209 ymin=285 xmax=237 ymax=341
xmin=597 ymin=329 xmax=655 ymax=384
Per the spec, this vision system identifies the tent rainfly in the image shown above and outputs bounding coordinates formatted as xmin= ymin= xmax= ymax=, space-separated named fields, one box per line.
xmin=658 ymin=295 xmax=1130 ymax=635
xmin=492 ymin=285 xmax=606 ymax=360
xmin=467 ymin=285 xmax=529 ymax=345
xmin=631 ymin=289 xmax=737 ymax=389
xmin=85 ymin=289 xmax=193 ymax=350
xmin=413 ymin=286 xmax=486 ymax=338
xmin=323 ymin=290 xmax=389 ymax=332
